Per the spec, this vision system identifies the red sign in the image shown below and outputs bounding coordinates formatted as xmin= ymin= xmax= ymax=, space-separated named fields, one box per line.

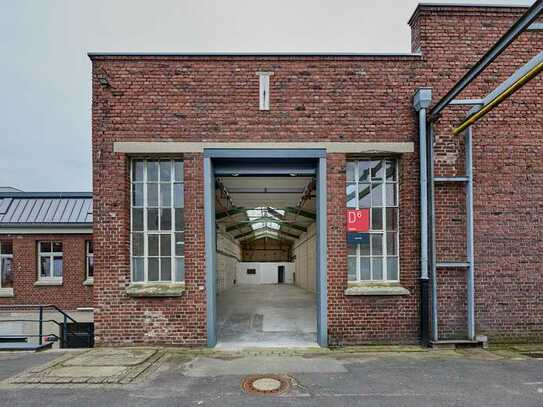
xmin=346 ymin=209 xmax=370 ymax=232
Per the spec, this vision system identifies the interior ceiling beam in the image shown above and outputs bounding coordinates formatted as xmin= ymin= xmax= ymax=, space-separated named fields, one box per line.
xmin=428 ymin=0 xmax=543 ymax=122
xmin=225 ymin=217 xmax=307 ymax=233
xmin=226 ymin=187 xmax=306 ymax=194
xmin=233 ymin=225 xmax=300 ymax=240
xmin=215 ymin=207 xmax=246 ymax=220
xmin=284 ymin=206 xmax=316 ymax=220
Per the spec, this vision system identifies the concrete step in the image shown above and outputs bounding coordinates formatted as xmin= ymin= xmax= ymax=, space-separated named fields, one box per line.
xmin=0 ymin=342 xmax=53 ymax=352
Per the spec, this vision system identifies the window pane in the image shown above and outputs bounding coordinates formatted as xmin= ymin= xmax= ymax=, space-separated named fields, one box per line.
xmin=160 ymin=160 xmax=172 ymax=182
xmin=358 ymin=183 xmax=371 ymax=208
xmin=147 ymin=160 xmax=159 ymax=182
xmin=40 ymin=257 xmax=50 ymax=277
xmin=132 ymin=208 xmax=144 ymax=231
xmin=175 ymin=233 xmax=184 ymax=256
xmin=1 ymin=258 xmax=13 ymax=288
xmin=132 ymin=258 xmax=144 ymax=282
xmin=52 ymin=242 xmax=62 ymax=253
xmin=40 ymin=242 xmax=51 ymax=253
xmin=173 ymin=183 xmax=184 ymax=208
xmin=385 ymin=160 xmax=396 ymax=181
xmin=371 ymin=160 xmax=384 ymax=181
xmin=359 ymin=234 xmax=370 ymax=255
xmin=347 ymin=243 xmax=357 ymax=256
xmin=147 ymin=183 xmax=158 ymax=207
xmin=347 ymin=257 xmax=357 ymax=281
xmin=160 ymin=183 xmax=171 ymax=207
xmin=133 ymin=160 xmax=144 ymax=182
xmin=174 ymin=258 xmax=185 ymax=282
xmin=0 ymin=241 xmax=12 ymax=255
xmin=53 ymin=257 xmax=63 ymax=277
xmin=371 ymin=183 xmax=383 ymax=206
xmin=360 ymin=257 xmax=371 ymax=280
xmin=87 ymin=257 xmax=94 ymax=278
xmin=175 ymin=209 xmax=185 ymax=231
xmin=132 ymin=183 xmax=143 ymax=206
xmin=387 ymin=257 xmax=399 ymax=280
xmin=160 ymin=208 xmax=171 ymax=231
xmin=346 ymin=162 xmax=356 ymax=182
xmin=346 ymin=183 xmax=357 ymax=208
xmin=160 ymin=234 xmax=171 ymax=256
xmin=174 ymin=160 xmax=184 ymax=182
xmin=358 ymin=161 xmax=371 ymax=182
xmin=148 ymin=258 xmax=159 ymax=281
xmin=147 ymin=209 xmax=159 ymax=231
xmin=372 ymin=258 xmax=383 ymax=280
xmin=387 ymin=232 xmax=397 ymax=256
xmin=371 ymin=233 xmax=383 ymax=255
xmin=132 ymin=233 xmax=144 ymax=256
xmin=386 ymin=208 xmax=397 ymax=230
xmin=371 ymin=208 xmax=383 ymax=230
xmin=87 ymin=241 xmax=93 ymax=254
xmin=148 ymin=235 xmax=159 ymax=256
xmin=386 ymin=184 xmax=396 ymax=207
xmin=160 ymin=257 xmax=171 ymax=281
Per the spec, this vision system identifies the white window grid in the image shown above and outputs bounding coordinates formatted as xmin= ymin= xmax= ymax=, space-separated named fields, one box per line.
xmin=347 ymin=159 xmax=399 ymax=282
xmin=86 ymin=240 xmax=94 ymax=279
xmin=38 ymin=241 xmax=63 ymax=281
xmin=0 ymin=241 xmax=13 ymax=288
xmin=130 ymin=159 xmax=185 ymax=283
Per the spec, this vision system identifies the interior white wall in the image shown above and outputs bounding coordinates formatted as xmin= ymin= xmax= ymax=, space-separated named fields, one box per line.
xmin=293 ymin=222 xmax=317 ymax=293
xmin=216 ymin=229 xmax=241 ymax=293
xmin=237 ymin=262 xmax=294 ymax=285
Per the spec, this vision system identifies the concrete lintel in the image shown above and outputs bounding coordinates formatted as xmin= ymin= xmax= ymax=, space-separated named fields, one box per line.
xmin=113 ymin=142 xmax=415 ymax=155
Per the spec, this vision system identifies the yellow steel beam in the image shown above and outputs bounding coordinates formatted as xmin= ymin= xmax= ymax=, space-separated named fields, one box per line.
xmin=453 ymin=60 xmax=543 ymax=135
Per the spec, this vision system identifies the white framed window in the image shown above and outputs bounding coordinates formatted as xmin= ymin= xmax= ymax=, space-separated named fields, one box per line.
xmin=38 ymin=241 xmax=63 ymax=281
xmin=86 ymin=240 xmax=94 ymax=280
xmin=346 ymin=159 xmax=399 ymax=282
xmin=131 ymin=159 xmax=185 ymax=283
xmin=258 ymin=72 xmax=272 ymax=110
xmin=0 ymin=241 xmax=13 ymax=289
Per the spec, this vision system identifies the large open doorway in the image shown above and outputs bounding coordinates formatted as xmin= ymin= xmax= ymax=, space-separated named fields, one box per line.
xmin=204 ymin=150 xmax=327 ymax=348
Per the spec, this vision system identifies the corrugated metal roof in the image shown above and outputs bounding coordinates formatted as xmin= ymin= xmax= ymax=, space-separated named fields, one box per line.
xmin=0 ymin=192 xmax=92 ymax=228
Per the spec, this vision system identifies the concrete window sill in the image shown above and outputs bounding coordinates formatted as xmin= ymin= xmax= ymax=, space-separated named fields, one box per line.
xmin=34 ymin=280 xmax=63 ymax=287
xmin=0 ymin=288 xmax=14 ymax=297
xmin=126 ymin=282 xmax=185 ymax=297
xmin=345 ymin=282 xmax=410 ymax=296
xmin=83 ymin=277 xmax=94 ymax=286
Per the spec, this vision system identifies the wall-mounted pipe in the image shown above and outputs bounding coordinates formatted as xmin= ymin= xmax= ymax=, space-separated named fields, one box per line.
xmin=454 ymin=58 xmax=543 ymax=135
xmin=465 ymin=127 xmax=475 ymax=340
xmin=413 ymin=88 xmax=432 ymax=344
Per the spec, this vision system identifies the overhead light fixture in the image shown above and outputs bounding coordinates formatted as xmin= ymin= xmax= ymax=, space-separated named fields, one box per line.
xmin=232 ymin=173 xmax=240 ymax=177
xmin=289 ymin=173 xmax=297 ymax=177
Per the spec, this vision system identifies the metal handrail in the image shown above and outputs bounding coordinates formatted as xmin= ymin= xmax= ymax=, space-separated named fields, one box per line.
xmin=0 ymin=304 xmax=93 ymax=347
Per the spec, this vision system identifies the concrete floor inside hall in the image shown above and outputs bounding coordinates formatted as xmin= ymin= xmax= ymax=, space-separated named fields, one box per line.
xmin=216 ymin=284 xmax=317 ymax=350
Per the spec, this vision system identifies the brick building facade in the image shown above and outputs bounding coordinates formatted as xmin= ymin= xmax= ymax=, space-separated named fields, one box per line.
xmin=90 ymin=4 xmax=543 ymax=346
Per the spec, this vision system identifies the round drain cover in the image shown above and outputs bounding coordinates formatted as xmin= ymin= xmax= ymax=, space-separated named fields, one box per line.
xmin=241 ymin=374 xmax=290 ymax=395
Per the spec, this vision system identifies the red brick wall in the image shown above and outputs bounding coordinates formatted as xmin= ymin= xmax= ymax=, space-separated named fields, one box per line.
xmin=91 ymin=5 xmax=543 ymax=345
xmin=412 ymin=5 xmax=543 ymax=341
xmin=0 ymin=234 xmax=93 ymax=310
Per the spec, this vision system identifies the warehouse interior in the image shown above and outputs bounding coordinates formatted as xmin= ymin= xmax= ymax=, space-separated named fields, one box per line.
xmin=214 ymin=170 xmax=318 ymax=348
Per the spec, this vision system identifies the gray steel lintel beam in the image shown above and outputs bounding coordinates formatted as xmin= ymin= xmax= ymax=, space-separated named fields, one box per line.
xmin=428 ymin=0 xmax=543 ymax=122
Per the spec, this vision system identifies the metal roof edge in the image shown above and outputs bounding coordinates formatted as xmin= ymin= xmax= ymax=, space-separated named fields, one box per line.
xmin=408 ymin=2 xmax=530 ymax=26
xmin=0 ymin=192 xmax=92 ymax=199
xmin=0 ymin=223 xmax=92 ymax=229
xmin=88 ymin=51 xmax=423 ymax=59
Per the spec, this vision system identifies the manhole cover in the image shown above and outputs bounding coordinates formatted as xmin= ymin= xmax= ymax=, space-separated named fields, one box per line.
xmin=241 ymin=374 xmax=290 ymax=395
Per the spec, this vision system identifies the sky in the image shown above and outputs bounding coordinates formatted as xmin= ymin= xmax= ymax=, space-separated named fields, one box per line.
xmin=0 ymin=0 xmax=532 ymax=192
